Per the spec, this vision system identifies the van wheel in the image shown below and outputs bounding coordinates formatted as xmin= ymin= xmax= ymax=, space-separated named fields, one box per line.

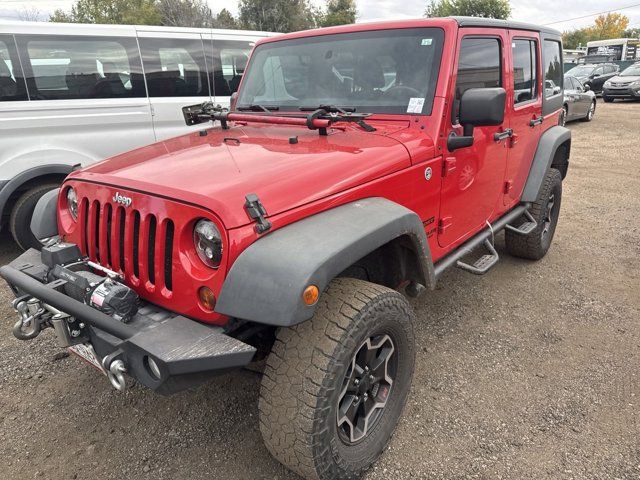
xmin=259 ymin=278 xmax=415 ymax=480
xmin=581 ymin=100 xmax=596 ymax=121
xmin=505 ymin=168 xmax=562 ymax=261
xmin=10 ymin=184 xmax=59 ymax=251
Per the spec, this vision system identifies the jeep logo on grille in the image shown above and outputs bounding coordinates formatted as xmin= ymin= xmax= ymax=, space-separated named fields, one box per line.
xmin=112 ymin=192 xmax=132 ymax=207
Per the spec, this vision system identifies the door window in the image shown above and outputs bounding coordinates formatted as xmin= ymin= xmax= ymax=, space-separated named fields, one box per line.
xmin=209 ymin=40 xmax=253 ymax=96
xmin=20 ymin=35 xmax=145 ymax=100
xmin=512 ymin=39 xmax=538 ymax=104
xmin=543 ymin=40 xmax=562 ymax=98
xmin=453 ymin=37 xmax=501 ymax=123
xmin=140 ymin=38 xmax=209 ymax=97
xmin=0 ymin=36 xmax=28 ymax=101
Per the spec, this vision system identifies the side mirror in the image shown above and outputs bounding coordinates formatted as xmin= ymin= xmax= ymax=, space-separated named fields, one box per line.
xmin=592 ymin=73 xmax=600 ymax=78
xmin=448 ymin=87 xmax=506 ymax=151
xmin=583 ymin=84 xmax=590 ymax=91
xmin=553 ymin=86 xmax=561 ymax=95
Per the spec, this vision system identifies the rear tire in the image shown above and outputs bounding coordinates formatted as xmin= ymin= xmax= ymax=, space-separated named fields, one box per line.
xmin=506 ymin=168 xmax=562 ymax=261
xmin=559 ymin=105 xmax=568 ymax=126
xmin=9 ymin=184 xmax=58 ymax=251
xmin=259 ymin=278 xmax=415 ymax=480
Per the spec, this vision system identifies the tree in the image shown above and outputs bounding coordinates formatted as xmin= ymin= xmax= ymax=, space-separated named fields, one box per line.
xmin=18 ymin=6 xmax=42 ymax=21
xmin=622 ymin=27 xmax=640 ymax=38
xmin=562 ymin=28 xmax=591 ymax=50
xmin=238 ymin=0 xmax=319 ymax=33
xmin=589 ymin=13 xmax=629 ymax=40
xmin=319 ymin=0 xmax=356 ymax=27
xmin=213 ymin=8 xmax=239 ymax=29
xmin=425 ymin=0 xmax=510 ymax=19
xmin=158 ymin=0 xmax=213 ymax=27
xmin=50 ymin=0 xmax=161 ymax=25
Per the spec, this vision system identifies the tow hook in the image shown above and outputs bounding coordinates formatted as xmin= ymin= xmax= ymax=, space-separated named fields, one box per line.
xmin=102 ymin=355 xmax=128 ymax=391
xmin=12 ymin=298 xmax=45 ymax=340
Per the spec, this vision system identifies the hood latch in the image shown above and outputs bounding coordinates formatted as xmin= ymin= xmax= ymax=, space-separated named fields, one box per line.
xmin=244 ymin=194 xmax=272 ymax=234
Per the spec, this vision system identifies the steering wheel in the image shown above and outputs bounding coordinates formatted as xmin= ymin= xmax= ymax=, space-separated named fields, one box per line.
xmin=383 ymin=85 xmax=421 ymax=100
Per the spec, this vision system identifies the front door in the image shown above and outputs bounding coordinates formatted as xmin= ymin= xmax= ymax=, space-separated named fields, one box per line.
xmin=438 ymin=30 xmax=509 ymax=248
xmin=137 ymin=33 xmax=212 ymax=142
xmin=503 ymin=32 xmax=543 ymax=207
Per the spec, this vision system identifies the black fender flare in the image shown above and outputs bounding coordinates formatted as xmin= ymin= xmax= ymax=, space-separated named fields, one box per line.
xmin=215 ymin=197 xmax=434 ymax=327
xmin=521 ymin=126 xmax=570 ymax=202
xmin=0 ymin=164 xmax=74 ymax=222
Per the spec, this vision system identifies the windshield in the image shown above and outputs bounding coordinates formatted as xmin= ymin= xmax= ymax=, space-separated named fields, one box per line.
xmin=566 ymin=66 xmax=594 ymax=77
xmin=621 ymin=65 xmax=640 ymax=76
xmin=237 ymin=28 xmax=444 ymax=115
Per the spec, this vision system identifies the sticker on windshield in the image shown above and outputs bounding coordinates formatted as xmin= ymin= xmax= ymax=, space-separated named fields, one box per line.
xmin=421 ymin=38 xmax=433 ymax=46
xmin=407 ymin=97 xmax=425 ymax=113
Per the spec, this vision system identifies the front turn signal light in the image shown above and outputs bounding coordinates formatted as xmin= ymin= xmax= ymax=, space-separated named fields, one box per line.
xmin=302 ymin=285 xmax=319 ymax=306
xmin=198 ymin=286 xmax=216 ymax=311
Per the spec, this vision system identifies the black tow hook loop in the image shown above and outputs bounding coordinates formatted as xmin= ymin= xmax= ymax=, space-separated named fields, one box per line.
xmin=244 ymin=194 xmax=272 ymax=234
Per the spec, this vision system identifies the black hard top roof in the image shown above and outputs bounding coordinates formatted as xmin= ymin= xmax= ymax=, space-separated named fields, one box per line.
xmin=451 ymin=16 xmax=561 ymax=36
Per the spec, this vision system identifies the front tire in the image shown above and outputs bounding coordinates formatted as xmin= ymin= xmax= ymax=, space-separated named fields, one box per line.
xmin=9 ymin=184 xmax=59 ymax=251
xmin=603 ymin=96 xmax=614 ymax=103
xmin=581 ymin=100 xmax=596 ymax=122
xmin=506 ymin=168 xmax=562 ymax=260
xmin=259 ymin=278 xmax=416 ymax=480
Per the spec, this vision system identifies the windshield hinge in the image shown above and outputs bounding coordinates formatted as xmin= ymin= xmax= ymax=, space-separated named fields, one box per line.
xmin=244 ymin=194 xmax=272 ymax=234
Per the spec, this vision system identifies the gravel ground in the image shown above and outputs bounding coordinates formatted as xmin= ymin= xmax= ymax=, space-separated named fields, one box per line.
xmin=1 ymin=99 xmax=639 ymax=480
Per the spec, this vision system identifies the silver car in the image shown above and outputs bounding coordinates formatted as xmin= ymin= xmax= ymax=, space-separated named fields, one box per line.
xmin=560 ymin=75 xmax=597 ymax=126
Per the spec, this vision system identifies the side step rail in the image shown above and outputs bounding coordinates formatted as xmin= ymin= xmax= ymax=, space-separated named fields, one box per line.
xmin=433 ymin=203 xmax=531 ymax=281
xmin=505 ymin=210 xmax=537 ymax=235
xmin=456 ymin=239 xmax=499 ymax=275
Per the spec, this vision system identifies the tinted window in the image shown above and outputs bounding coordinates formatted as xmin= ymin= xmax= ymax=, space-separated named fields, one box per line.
xmin=237 ymin=28 xmax=445 ymax=115
xmin=454 ymin=37 xmax=501 ymax=122
xmin=140 ymin=38 xmax=209 ymax=97
xmin=604 ymin=65 xmax=616 ymax=74
xmin=0 ymin=35 xmax=28 ymax=101
xmin=543 ymin=40 xmax=562 ymax=97
xmin=209 ymin=40 xmax=253 ymax=96
xmin=21 ymin=36 xmax=145 ymax=100
xmin=513 ymin=39 xmax=538 ymax=104
xmin=594 ymin=66 xmax=604 ymax=76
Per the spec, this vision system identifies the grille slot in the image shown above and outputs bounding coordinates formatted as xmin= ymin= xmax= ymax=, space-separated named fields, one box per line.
xmin=80 ymin=198 xmax=174 ymax=296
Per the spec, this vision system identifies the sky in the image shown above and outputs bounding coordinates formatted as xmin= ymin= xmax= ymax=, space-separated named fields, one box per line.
xmin=1 ymin=0 xmax=640 ymax=34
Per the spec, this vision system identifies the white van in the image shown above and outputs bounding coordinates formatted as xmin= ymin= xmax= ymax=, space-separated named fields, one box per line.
xmin=0 ymin=21 xmax=275 ymax=249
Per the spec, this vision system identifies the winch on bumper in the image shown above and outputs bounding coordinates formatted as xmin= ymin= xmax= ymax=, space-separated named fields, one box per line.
xmin=0 ymin=246 xmax=256 ymax=395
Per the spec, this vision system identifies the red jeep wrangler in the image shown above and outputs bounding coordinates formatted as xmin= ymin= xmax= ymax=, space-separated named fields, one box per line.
xmin=2 ymin=17 xmax=569 ymax=480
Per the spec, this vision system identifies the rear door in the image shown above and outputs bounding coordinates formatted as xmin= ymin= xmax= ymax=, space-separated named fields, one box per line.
xmin=503 ymin=31 xmax=543 ymax=207
xmin=202 ymin=33 xmax=257 ymax=107
xmin=13 ymin=30 xmax=155 ymax=167
xmin=137 ymin=32 xmax=211 ymax=141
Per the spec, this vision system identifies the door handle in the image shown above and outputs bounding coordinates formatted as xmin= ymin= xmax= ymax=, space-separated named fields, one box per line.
xmin=529 ymin=116 xmax=544 ymax=127
xmin=493 ymin=128 xmax=513 ymax=142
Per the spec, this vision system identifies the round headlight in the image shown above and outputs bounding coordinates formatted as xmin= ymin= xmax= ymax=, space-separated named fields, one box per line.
xmin=193 ymin=219 xmax=222 ymax=268
xmin=66 ymin=187 xmax=78 ymax=220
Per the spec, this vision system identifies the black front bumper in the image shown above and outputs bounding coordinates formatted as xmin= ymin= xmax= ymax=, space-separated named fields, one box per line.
xmin=603 ymin=87 xmax=640 ymax=99
xmin=0 ymin=249 xmax=256 ymax=395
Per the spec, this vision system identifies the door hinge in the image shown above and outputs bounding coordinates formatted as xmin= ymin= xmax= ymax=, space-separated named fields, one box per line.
xmin=438 ymin=217 xmax=453 ymax=234
xmin=442 ymin=156 xmax=456 ymax=177
xmin=244 ymin=194 xmax=272 ymax=234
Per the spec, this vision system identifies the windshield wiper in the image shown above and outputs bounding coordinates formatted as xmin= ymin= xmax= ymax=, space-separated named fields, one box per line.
xmin=237 ymin=104 xmax=280 ymax=113
xmin=299 ymin=105 xmax=376 ymax=132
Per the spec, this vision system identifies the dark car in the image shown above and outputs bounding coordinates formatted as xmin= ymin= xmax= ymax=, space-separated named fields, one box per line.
xmin=561 ymin=75 xmax=597 ymax=125
xmin=602 ymin=62 xmax=640 ymax=102
xmin=565 ymin=63 xmax=619 ymax=93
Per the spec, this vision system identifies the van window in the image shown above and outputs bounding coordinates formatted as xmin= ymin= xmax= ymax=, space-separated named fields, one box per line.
xmin=20 ymin=36 xmax=145 ymax=100
xmin=0 ymin=36 xmax=28 ymax=101
xmin=140 ymin=38 xmax=209 ymax=97
xmin=543 ymin=40 xmax=562 ymax=97
xmin=512 ymin=39 xmax=538 ymax=104
xmin=453 ymin=37 xmax=501 ymax=123
xmin=209 ymin=40 xmax=253 ymax=96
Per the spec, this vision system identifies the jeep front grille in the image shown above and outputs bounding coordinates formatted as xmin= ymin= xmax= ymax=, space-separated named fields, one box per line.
xmin=80 ymin=197 xmax=174 ymax=294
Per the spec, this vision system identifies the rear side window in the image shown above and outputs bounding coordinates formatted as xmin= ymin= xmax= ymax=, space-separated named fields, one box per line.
xmin=20 ymin=35 xmax=145 ymax=100
xmin=512 ymin=39 xmax=538 ymax=104
xmin=0 ymin=36 xmax=28 ymax=101
xmin=543 ymin=40 xmax=562 ymax=98
xmin=453 ymin=37 xmax=501 ymax=123
xmin=604 ymin=65 xmax=616 ymax=74
xmin=209 ymin=40 xmax=253 ymax=96
xmin=140 ymin=38 xmax=209 ymax=97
